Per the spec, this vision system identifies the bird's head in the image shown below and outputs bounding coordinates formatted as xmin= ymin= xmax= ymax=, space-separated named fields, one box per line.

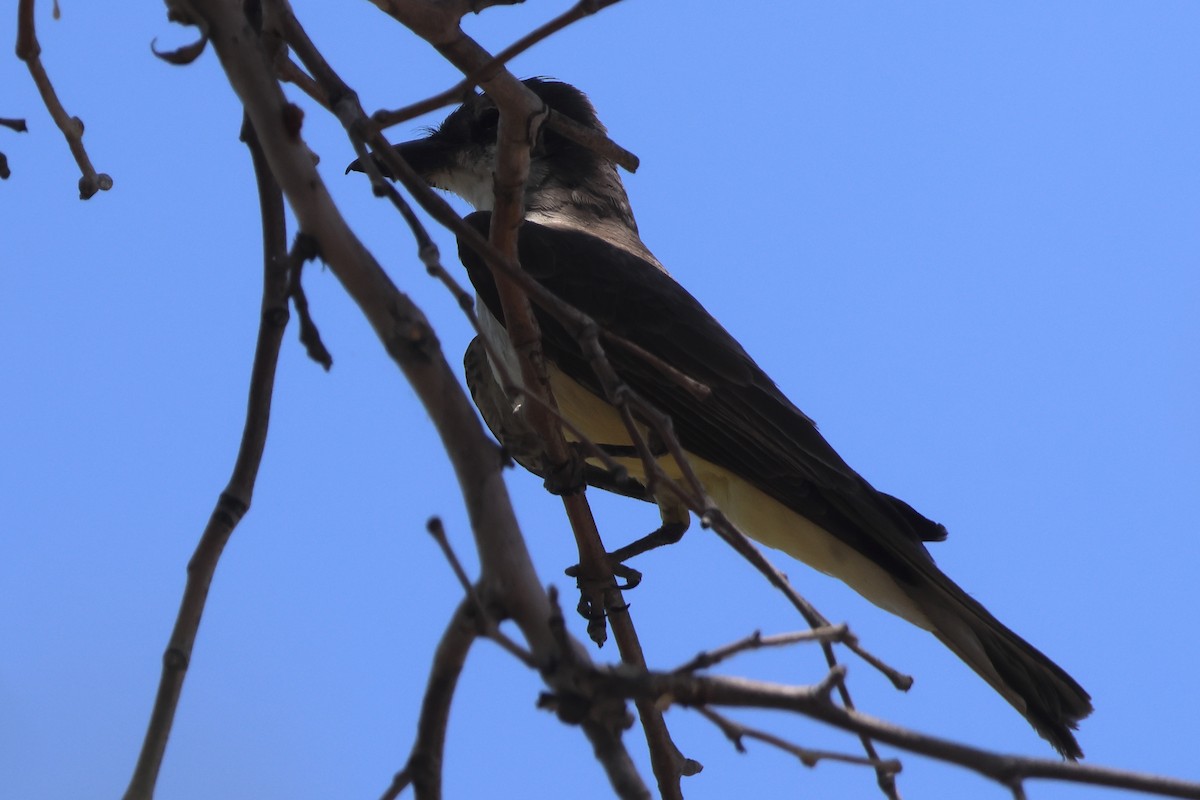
xmin=350 ymin=78 xmax=639 ymax=235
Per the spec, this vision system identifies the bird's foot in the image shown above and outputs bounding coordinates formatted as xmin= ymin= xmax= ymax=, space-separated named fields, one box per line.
xmin=565 ymin=559 xmax=643 ymax=592
xmin=568 ymin=563 xmax=637 ymax=647
xmin=564 ymin=518 xmax=690 ymax=602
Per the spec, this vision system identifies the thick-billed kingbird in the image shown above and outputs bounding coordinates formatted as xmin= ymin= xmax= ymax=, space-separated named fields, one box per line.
xmin=353 ymin=78 xmax=1092 ymax=759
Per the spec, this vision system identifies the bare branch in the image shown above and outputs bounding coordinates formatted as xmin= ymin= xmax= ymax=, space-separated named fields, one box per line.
xmin=425 ymin=516 xmax=536 ymax=668
xmin=698 ymin=511 xmax=902 ymax=797
xmin=674 ymin=626 xmax=851 ymax=673
xmin=591 ymin=668 xmax=1200 ymax=800
xmin=0 ymin=115 xmax=27 ymax=177
xmin=16 ymin=0 xmax=112 ymax=197
xmin=379 ymin=597 xmax=479 ymax=800
xmin=276 ymin=56 xmax=328 ymax=108
xmin=544 ymin=106 xmax=639 ymax=175
xmin=284 ymin=235 xmax=334 ymax=370
xmin=197 ymin=0 xmax=554 ymax=658
xmin=542 ymin=587 xmax=655 ymax=800
xmin=698 ymin=706 xmax=903 ymax=773
xmin=123 ymin=112 xmax=290 ymax=800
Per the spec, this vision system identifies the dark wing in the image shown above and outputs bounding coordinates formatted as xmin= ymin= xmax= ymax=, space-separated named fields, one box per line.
xmin=458 ymin=212 xmax=947 ymax=575
xmin=457 ymin=212 xmax=1091 ymax=758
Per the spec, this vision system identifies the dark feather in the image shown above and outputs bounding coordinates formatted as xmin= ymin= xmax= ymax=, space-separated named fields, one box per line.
xmin=457 ymin=210 xmax=1092 ymax=758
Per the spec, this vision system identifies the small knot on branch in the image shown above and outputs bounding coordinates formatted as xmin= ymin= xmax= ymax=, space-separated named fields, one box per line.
xmin=163 ymin=647 xmax=189 ymax=671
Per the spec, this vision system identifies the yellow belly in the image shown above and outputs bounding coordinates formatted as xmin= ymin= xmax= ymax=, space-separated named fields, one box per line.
xmin=548 ymin=364 xmax=932 ymax=630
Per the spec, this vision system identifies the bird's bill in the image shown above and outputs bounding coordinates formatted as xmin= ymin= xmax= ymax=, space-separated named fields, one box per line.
xmin=343 ymin=136 xmax=447 ymax=180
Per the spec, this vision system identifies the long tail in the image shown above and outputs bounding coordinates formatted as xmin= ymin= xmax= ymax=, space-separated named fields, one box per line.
xmin=912 ymin=580 xmax=1093 ymax=759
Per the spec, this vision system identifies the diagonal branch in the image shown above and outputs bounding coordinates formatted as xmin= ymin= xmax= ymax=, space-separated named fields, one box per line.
xmin=674 ymin=626 xmax=851 ymax=673
xmin=16 ymin=0 xmax=112 ymax=197
xmin=122 ymin=113 xmax=291 ymax=800
xmin=698 ymin=706 xmax=903 ymax=773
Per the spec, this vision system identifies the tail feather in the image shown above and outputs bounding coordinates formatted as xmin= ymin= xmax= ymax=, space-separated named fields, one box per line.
xmin=916 ymin=585 xmax=1093 ymax=759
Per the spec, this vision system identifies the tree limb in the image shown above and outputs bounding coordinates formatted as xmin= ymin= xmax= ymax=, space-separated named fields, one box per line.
xmin=591 ymin=667 xmax=1200 ymax=800
xmin=122 ymin=113 xmax=290 ymax=800
xmin=16 ymin=0 xmax=112 ymax=197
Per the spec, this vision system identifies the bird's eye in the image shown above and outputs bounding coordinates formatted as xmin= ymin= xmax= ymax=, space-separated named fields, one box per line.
xmin=476 ymin=107 xmax=500 ymax=136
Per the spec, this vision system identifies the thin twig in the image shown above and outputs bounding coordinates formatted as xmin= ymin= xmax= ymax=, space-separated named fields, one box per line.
xmin=675 ymin=626 xmax=850 ymax=673
xmin=122 ymin=113 xmax=290 ymax=800
xmin=698 ymin=706 xmax=904 ymax=773
xmin=285 ymin=234 xmax=333 ymax=370
xmin=379 ymin=598 xmax=479 ymax=800
xmin=600 ymin=330 xmax=710 ymax=401
xmin=0 ymin=117 xmax=26 ymax=180
xmin=425 ymin=516 xmax=536 ymax=667
xmin=700 ymin=509 xmax=902 ymax=798
xmin=276 ymin=56 xmax=329 ymax=109
xmin=16 ymin=0 xmax=112 ymax=198
xmin=543 ymin=587 xmax=657 ymax=800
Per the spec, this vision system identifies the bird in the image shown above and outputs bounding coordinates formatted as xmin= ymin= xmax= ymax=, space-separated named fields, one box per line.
xmin=350 ymin=77 xmax=1092 ymax=758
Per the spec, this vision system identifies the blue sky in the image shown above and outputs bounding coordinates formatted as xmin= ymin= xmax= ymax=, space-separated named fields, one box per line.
xmin=3 ymin=2 xmax=1198 ymax=798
